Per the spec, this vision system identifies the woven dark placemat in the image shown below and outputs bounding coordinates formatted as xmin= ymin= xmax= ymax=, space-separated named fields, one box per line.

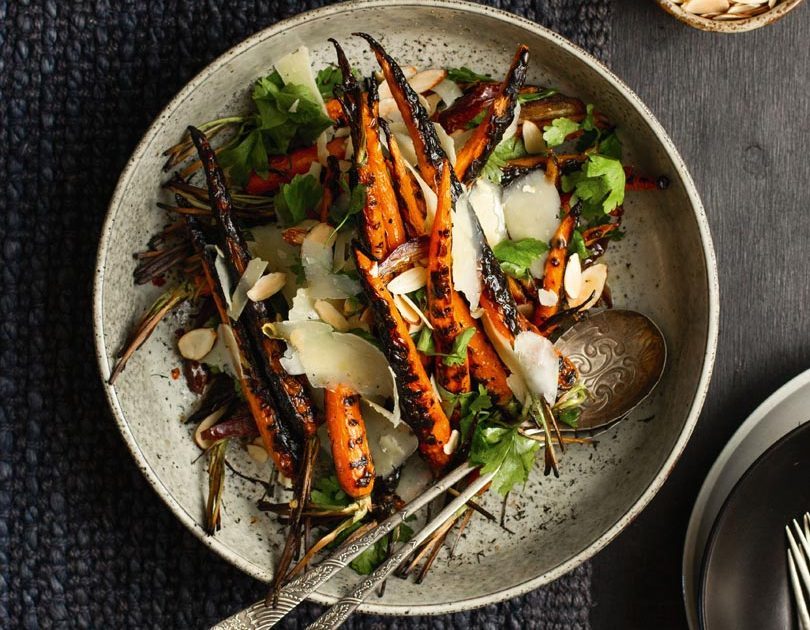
xmin=0 ymin=1 xmax=609 ymax=628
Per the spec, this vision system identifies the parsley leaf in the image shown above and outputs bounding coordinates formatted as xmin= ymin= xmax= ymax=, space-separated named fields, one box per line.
xmin=273 ymin=174 xmax=323 ymax=226
xmin=492 ymin=238 xmax=549 ymax=279
xmin=598 ymin=131 xmax=623 ymax=160
xmin=330 ymin=182 xmax=366 ymax=232
xmin=348 ymin=523 xmax=414 ymax=574
xmin=446 ymin=67 xmax=492 ymax=83
xmin=553 ymin=383 xmax=589 ymax=429
xmin=439 ymin=384 xmax=493 ymax=447
xmin=315 ymin=65 xmax=343 ymax=99
xmin=310 ymin=475 xmax=351 ymax=508
xmin=561 ymin=154 xmax=626 ymax=217
xmin=542 ymin=117 xmax=580 ymax=148
xmin=469 ymin=420 xmax=540 ymax=495
xmin=569 ymin=229 xmax=591 ymax=261
xmin=481 ymin=137 xmax=527 ymax=183
xmin=415 ymin=326 xmax=436 ymax=355
xmin=219 ymin=71 xmax=333 ymax=185
xmin=443 ymin=328 xmax=476 ymax=366
xmin=517 ymin=88 xmax=558 ymax=104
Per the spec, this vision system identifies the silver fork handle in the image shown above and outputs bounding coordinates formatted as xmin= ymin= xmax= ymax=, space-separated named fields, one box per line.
xmin=211 ymin=462 xmax=478 ymax=629
xmin=306 ymin=469 xmax=495 ymax=630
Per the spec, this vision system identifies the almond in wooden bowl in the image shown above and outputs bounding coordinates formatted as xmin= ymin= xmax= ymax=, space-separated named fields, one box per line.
xmin=657 ymin=0 xmax=805 ymax=31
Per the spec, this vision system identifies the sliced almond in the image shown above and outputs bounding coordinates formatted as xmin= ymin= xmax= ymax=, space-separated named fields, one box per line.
xmin=570 ymin=264 xmax=608 ymax=311
xmin=194 ymin=407 xmax=227 ymax=450
xmin=246 ymin=443 xmax=269 ymax=465
xmin=247 ymin=272 xmax=287 ymax=302
xmin=178 ymin=328 xmax=217 ymax=361
xmin=393 ymin=293 xmax=421 ymax=325
xmin=424 ymin=93 xmax=443 ymax=117
xmin=314 ymin=299 xmax=351 ymax=332
xmin=522 ymin=120 xmax=546 ymax=155
xmin=387 ymin=266 xmax=428 ymax=295
xmin=378 ymin=65 xmax=418 ymax=99
xmin=399 ymin=292 xmax=433 ymax=329
xmin=408 ymin=68 xmax=448 ymax=95
xmin=682 ymin=0 xmax=729 ymax=12
xmin=563 ymin=253 xmax=583 ymax=300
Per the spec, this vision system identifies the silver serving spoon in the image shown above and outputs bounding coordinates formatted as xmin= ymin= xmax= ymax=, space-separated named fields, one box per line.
xmin=553 ymin=308 xmax=667 ymax=433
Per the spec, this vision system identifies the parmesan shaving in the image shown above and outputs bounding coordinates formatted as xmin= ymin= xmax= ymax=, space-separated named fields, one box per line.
xmin=227 ymin=258 xmax=268 ymax=321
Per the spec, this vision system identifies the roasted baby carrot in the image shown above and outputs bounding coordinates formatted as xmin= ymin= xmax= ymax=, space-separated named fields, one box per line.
xmin=190 ymin=126 xmax=320 ymax=440
xmin=381 ymin=119 xmax=427 ymax=238
xmin=454 ymin=45 xmax=529 ymax=183
xmin=245 ymin=137 xmax=346 ymax=195
xmin=187 ymin=219 xmax=300 ymax=477
xmin=324 ymin=385 xmax=375 ymax=498
xmin=356 ymin=32 xmax=445 ymax=188
xmin=354 ymin=245 xmax=451 ymax=471
xmin=427 ymin=163 xmax=471 ymax=404
xmin=532 ymin=202 xmax=577 ymax=329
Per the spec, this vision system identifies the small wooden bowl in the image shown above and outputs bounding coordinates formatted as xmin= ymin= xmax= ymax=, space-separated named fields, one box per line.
xmin=656 ymin=0 xmax=805 ymax=32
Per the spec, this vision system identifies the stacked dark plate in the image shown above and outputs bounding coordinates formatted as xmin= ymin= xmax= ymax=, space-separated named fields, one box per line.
xmin=683 ymin=369 xmax=810 ymax=629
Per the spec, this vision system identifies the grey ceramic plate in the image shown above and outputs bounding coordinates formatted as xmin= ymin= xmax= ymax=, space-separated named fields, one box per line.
xmin=93 ymin=0 xmax=719 ymax=615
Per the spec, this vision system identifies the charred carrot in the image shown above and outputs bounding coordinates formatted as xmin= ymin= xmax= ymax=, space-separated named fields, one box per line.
xmin=244 ymin=137 xmax=346 ymax=195
xmin=582 ymin=222 xmax=619 ymax=247
xmin=356 ymin=32 xmax=445 ymax=188
xmin=454 ymin=45 xmax=529 ymax=183
xmin=361 ymin=79 xmax=407 ymax=254
xmin=324 ymin=386 xmax=375 ymax=498
xmin=187 ymin=220 xmax=300 ymax=477
xmin=427 ymin=163 xmax=471 ymax=406
xmin=532 ymin=202 xmax=577 ymax=329
xmin=190 ymin=126 xmax=322 ymax=440
xmin=381 ymin=119 xmax=427 ymax=238
xmin=354 ymin=246 xmax=451 ymax=471
xmin=434 ymin=81 xmax=501 ymax=134
xmin=331 ymin=41 xmax=405 ymax=259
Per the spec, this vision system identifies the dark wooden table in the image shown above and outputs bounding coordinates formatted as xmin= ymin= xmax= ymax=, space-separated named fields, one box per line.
xmin=591 ymin=2 xmax=810 ymax=627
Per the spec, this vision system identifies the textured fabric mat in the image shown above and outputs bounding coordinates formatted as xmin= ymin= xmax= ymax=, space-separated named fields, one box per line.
xmin=0 ymin=1 xmax=609 ymax=627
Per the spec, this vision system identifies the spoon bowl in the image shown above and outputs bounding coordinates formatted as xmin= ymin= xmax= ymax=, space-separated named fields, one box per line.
xmin=554 ymin=309 xmax=667 ymax=432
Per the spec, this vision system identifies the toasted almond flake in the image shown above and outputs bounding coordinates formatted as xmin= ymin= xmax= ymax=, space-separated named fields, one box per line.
xmin=378 ymin=65 xmax=418 ymax=99
xmin=228 ymin=257 xmax=269 ymax=320
xmin=570 ymin=263 xmax=608 ymax=310
xmin=360 ymin=306 xmax=375 ymax=327
xmin=443 ymin=430 xmax=460 ymax=455
xmin=194 ymin=407 xmax=227 ymax=450
xmin=407 ymin=68 xmax=447 ymax=94
xmin=178 ymin=328 xmax=217 ymax=361
xmin=394 ymin=293 xmax=421 ymax=325
xmin=563 ymin=253 xmax=583 ymax=300
xmin=537 ymin=288 xmax=559 ymax=307
xmin=387 ymin=266 xmax=428 ymax=295
xmin=396 ymin=293 xmax=433 ymax=329
xmin=246 ymin=443 xmax=269 ymax=464
xmin=314 ymin=299 xmax=351 ymax=332
xmin=247 ymin=272 xmax=287 ymax=302
xmin=522 ymin=120 xmax=546 ymax=154
xmin=408 ymin=321 xmax=425 ymax=335
xmin=682 ymin=0 xmax=729 ymax=13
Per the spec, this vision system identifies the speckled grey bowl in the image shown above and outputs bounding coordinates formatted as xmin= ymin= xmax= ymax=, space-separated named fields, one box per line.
xmin=93 ymin=0 xmax=719 ymax=615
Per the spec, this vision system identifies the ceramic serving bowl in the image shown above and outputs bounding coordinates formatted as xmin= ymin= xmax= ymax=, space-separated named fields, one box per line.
xmin=93 ymin=0 xmax=719 ymax=615
xmin=656 ymin=0 xmax=805 ymax=33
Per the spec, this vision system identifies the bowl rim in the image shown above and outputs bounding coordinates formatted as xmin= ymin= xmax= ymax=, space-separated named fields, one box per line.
xmin=655 ymin=0 xmax=805 ymax=33
xmin=93 ymin=0 xmax=720 ymax=616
